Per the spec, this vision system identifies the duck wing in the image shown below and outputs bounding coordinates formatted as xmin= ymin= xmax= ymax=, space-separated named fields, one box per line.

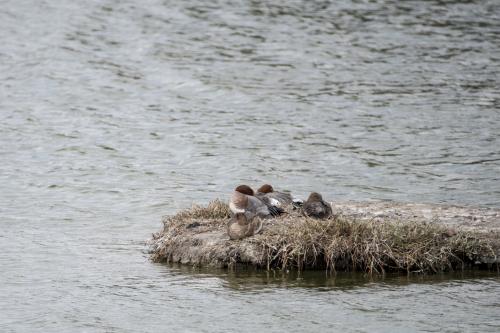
xmin=260 ymin=196 xmax=285 ymax=216
xmin=304 ymin=201 xmax=332 ymax=219
xmin=268 ymin=192 xmax=293 ymax=205
xmin=256 ymin=191 xmax=293 ymax=206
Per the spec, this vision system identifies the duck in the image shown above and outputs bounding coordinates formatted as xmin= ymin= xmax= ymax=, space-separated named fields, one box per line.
xmin=229 ymin=184 xmax=283 ymax=220
xmin=256 ymin=184 xmax=303 ymax=209
xmin=227 ymin=213 xmax=263 ymax=240
xmin=256 ymin=184 xmax=292 ymax=206
xmin=303 ymin=192 xmax=332 ymax=219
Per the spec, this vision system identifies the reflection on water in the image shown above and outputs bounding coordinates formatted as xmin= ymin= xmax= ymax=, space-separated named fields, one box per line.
xmin=1 ymin=0 xmax=500 ymax=332
xmin=168 ymin=263 xmax=500 ymax=291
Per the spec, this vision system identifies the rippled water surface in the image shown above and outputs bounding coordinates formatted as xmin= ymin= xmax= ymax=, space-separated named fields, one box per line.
xmin=1 ymin=0 xmax=500 ymax=332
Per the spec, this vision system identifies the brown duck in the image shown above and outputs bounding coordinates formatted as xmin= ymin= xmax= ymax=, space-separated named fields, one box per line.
xmin=229 ymin=184 xmax=283 ymax=220
xmin=303 ymin=192 xmax=332 ymax=219
xmin=256 ymin=184 xmax=293 ymax=206
xmin=227 ymin=213 xmax=263 ymax=240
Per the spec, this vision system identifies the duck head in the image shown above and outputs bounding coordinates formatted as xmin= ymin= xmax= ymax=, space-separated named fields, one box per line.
xmin=306 ymin=192 xmax=323 ymax=202
xmin=235 ymin=184 xmax=254 ymax=196
xmin=257 ymin=184 xmax=274 ymax=193
xmin=230 ymin=185 xmax=254 ymax=213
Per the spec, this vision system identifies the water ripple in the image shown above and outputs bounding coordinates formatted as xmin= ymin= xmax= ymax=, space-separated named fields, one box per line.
xmin=1 ymin=0 xmax=500 ymax=332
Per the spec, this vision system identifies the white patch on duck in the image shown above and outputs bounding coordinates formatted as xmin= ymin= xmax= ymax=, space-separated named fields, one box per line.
xmin=268 ymin=197 xmax=281 ymax=207
xmin=229 ymin=201 xmax=245 ymax=214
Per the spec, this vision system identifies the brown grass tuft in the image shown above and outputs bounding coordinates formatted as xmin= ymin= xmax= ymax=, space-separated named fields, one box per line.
xmin=168 ymin=199 xmax=231 ymax=222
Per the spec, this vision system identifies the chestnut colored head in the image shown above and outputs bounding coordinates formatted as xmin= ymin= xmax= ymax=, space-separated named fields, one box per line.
xmin=257 ymin=184 xmax=274 ymax=193
xmin=235 ymin=185 xmax=254 ymax=196
xmin=306 ymin=192 xmax=323 ymax=202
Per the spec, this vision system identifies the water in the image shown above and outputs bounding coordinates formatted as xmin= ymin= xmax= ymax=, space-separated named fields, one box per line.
xmin=1 ymin=0 xmax=500 ymax=331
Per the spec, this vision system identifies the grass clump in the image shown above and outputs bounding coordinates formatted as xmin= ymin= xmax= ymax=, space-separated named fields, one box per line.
xmin=169 ymin=199 xmax=231 ymax=221
xmin=150 ymin=200 xmax=498 ymax=274
xmin=257 ymin=216 xmax=496 ymax=273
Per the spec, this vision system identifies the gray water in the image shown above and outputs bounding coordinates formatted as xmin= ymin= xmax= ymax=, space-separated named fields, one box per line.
xmin=1 ymin=0 xmax=500 ymax=332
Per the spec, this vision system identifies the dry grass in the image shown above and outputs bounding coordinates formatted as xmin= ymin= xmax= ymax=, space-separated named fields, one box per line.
xmin=150 ymin=200 xmax=498 ymax=274
xmin=171 ymin=199 xmax=231 ymax=221
xmin=152 ymin=199 xmax=230 ymax=235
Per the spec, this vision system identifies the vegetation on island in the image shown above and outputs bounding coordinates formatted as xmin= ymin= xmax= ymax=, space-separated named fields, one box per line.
xmin=150 ymin=200 xmax=498 ymax=274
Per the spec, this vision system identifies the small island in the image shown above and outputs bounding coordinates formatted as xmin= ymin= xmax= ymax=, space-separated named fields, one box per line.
xmin=150 ymin=200 xmax=500 ymax=274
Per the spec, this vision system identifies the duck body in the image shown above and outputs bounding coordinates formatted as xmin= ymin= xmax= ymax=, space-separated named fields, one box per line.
xmin=303 ymin=192 xmax=332 ymax=219
xmin=256 ymin=184 xmax=303 ymax=209
xmin=227 ymin=213 xmax=263 ymax=240
xmin=256 ymin=184 xmax=293 ymax=206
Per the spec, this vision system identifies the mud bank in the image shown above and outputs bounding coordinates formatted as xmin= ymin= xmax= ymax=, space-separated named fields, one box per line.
xmin=149 ymin=200 xmax=500 ymax=273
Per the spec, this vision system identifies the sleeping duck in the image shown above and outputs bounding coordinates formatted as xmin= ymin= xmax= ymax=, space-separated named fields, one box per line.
xmin=303 ymin=192 xmax=332 ymax=219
